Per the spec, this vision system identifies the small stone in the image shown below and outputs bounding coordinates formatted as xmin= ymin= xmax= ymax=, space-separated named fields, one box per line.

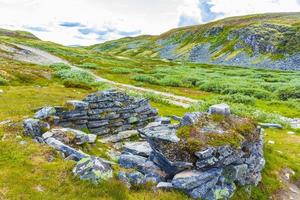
xmin=208 ymin=103 xmax=231 ymax=116
xmin=129 ymin=117 xmax=139 ymax=124
xmin=155 ymin=117 xmax=171 ymax=125
xmin=157 ymin=182 xmax=173 ymax=190
xmin=73 ymin=157 xmax=113 ymax=184
xmin=287 ymin=131 xmax=295 ymax=135
xmin=119 ymin=154 xmax=147 ymax=170
xmin=23 ymin=118 xmax=50 ymax=138
xmin=180 ymin=112 xmax=203 ymax=126
xmin=259 ymin=123 xmax=283 ymax=129
xmin=195 ymin=147 xmax=216 ymax=159
xmin=139 ymin=125 xmax=180 ymax=143
xmin=34 ymin=106 xmax=56 ymax=119
xmin=0 ymin=89 xmax=3 ymax=94
xmin=19 ymin=141 xmax=27 ymax=145
xmin=100 ymin=130 xmax=138 ymax=143
xmin=268 ymin=140 xmax=275 ymax=144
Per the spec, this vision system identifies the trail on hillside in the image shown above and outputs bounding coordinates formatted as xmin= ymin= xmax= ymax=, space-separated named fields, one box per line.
xmin=13 ymin=44 xmax=198 ymax=108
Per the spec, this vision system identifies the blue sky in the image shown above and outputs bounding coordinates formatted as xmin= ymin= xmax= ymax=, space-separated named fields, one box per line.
xmin=0 ymin=0 xmax=299 ymax=46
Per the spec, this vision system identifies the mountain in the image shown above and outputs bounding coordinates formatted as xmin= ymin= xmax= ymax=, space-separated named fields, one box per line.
xmin=89 ymin=12 xmax=300 ymax=70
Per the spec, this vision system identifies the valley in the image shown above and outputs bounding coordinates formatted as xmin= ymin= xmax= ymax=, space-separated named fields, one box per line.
xmin=0 ymin=12 xmax=299 ymax=200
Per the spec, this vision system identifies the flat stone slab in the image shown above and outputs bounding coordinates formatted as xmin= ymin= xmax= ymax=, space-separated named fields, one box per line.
xmin=100 ymin=130 xmax=138 ymax=143
xmin=124 ymin=141 xmax=152 ymax=157
xmin=139 ymin=125 xmax=180 ymax=143
xmin=259 ymin=123 xmax=283 ymax=129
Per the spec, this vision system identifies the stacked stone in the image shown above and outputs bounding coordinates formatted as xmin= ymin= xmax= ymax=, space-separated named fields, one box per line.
xmin=55 ymin=90 xmax=158 ymax=135
xmin=119 ymin=104 xmax=265 ymax=200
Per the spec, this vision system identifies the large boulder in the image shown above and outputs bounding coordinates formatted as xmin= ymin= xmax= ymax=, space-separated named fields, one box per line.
xmin=23 ymin=118 xmax=50 ymax=137
xmin=73 ymin=157 xmax=113 ymax=184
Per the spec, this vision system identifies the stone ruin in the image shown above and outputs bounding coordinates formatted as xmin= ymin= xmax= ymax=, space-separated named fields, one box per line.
xmin=54 ymin=90 xmax=158 ymax=135
xmin=22 ymin=90 xmax=265 ymax=200
xmin=118 ymin=104 xmax=265 ymax=200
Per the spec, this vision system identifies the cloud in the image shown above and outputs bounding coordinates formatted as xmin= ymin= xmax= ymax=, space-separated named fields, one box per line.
xmin=198 ymin=0 xmax=224 ymax=22
xmin=60 ymin=22 xmax=83 ymax=27
xmin=0 ymin=0 xmax=299 ymax=45
xmin=23 ymin=25 xmax=48 ymax=32
xmin=178 ymin=15 xmax=200 ymax=27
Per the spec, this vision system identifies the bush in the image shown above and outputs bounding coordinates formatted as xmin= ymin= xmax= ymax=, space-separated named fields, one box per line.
xmin=159 ymin=77 xmax=183 ymax=87
xmin=63 ymin=80 xmax=92 ymax=90
xmin=199 ymin=81 xmax=228 ymax=93
xmin=0 ymin=77 xmax=8 ymax=85
xmin=49 ymin=63 xmax=70 ymax=71
xmin=132 ymin=75 xmax=158 ymax=85
xmin=276 ymin=85 xmax=300 ymax=100
xmin=218 ymin=94 xmax=256 ymax=105
xmin=54 ymin=69 xmax=95 ymax=83
xmin=111 ymin=67 xmax=144 ymax=74
xmin=77 ymin=63 xmax=99 ymax=69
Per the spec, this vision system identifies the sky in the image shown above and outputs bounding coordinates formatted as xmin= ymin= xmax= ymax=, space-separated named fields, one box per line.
xmin=0 ymin=0 xmax=299 ymax=46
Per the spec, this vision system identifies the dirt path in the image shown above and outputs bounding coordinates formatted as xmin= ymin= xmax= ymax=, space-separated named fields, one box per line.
xmin=13 ymin=44 xmax=198 ymax=108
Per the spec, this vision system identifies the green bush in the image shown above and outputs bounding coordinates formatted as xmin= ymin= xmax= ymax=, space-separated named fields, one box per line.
xmin=0 ymin=77 xmax=8 ymax=85
xmin=159 ymin=77 xmax=183 ymax=87
xmin=111 ymin=67 xmax=144 ymax=74
xmin=54 ymin=69 xmax=95 ymax=83
xmin=276 ymin=85 xmax=300 ymax=100
xmin=218 ymin=94 xmax=256 ymax=105
xmin=77 ymin=63 xmax=99 ymax=69
xmin=49 ymin=63 xmax=70 ymax=71
xmin=63 ymin=80 xmax=92 ymax=90
xmin=133 ymin=74 xmax=158 ymax=85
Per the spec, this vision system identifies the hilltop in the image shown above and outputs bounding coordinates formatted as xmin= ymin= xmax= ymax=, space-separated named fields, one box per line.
xmin=90 ymin=12 xmax=300 ymax=70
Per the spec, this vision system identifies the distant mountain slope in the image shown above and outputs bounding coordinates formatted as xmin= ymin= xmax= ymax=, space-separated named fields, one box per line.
xmin=0 ymin=28 xmax=39 ymax=40
xmin=89 ymin=12 xmax=300 ymax=70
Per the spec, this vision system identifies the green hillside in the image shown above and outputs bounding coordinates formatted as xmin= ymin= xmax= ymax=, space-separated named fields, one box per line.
xmin=0 ymin=13 xmax=299 ymax=200
xmin=90 ymin=12 xmax=300 ymax=70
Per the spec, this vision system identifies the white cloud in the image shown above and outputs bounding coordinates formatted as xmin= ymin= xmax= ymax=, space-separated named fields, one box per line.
xmin=0 ymin=0 xmax=299 ymax=45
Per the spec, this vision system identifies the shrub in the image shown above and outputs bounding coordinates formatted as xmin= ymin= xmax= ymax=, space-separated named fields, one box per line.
xmin=111 ymin=67 xmax=143 ymax=74
xmin=276 ymin=85 xmax=300 ymax=100
xmin=63 ymin=80 xmax=92 ymax=90
xmin=159 ymin=77 xmax=183 ymax=87
xmin=132 ymin=75 xmax=158 ymax=85
xmin=49 ymin=63 xmax=70 ymax=71
xmin=199 ymin=81 xmax=228 ymax=93
xmin=0 ymin=77 xmax=8 ymax=85
xmin=218 ymin=94 xmax=256 ymax=105
xmin=77 ymin=63 xmax=99 ymax=69
xmin=54 ymin=69 xmax=95 ymax=83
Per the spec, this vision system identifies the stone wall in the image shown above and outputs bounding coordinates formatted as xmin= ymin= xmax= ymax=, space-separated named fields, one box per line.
xmin=54 ymin=90 xmax=158 ymax=135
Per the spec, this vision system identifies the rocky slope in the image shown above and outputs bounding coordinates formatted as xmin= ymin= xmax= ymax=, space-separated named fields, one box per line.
xmin=90 ymin=12 xmax=300 ymax=70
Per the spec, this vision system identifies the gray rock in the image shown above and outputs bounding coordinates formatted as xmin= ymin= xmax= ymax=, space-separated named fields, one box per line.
xmin=123 ymin=141 xmax=152 ymax=157
xmin=208 ymin=103 xmax=231 ymax=116
xmin=23 ymin=118 xmax=50 ymax=137
xmin=19 ymin=141 xmax=27 ymax=145
xmin=205 ymin=182 xmax=236 ymax=200
xmin=172 ymin=168 xmax=223 ymax=191
xmin=45 ymin=137 xmax=88 ymax=161
xmin=65 ymin=100 xmax=89 ymax=110
xmin=42 ymin=128 xmax=96 ymax=145
xmin=150 ymin=150 xmax=193 ymax=177
xmin=100 ymin=130 xmax=139 ymax=143
xmin=224 ymin=164 xmax=248 ymax=183
xmin=139 ymin=125 xmax=180 ymax=143
xmin=140 ymin=161 xmax=167 ymax=183
xmin=118 ymin=154 xmax=147 ymax=170
xmin=73 ymin=157 xmax=112 ymax=184
xmin=258 ymin=123 xmax=283 ymax=129
xmin=34 ymin=106 xmax=56 ymax=119
xmin=127 ymin=171 xmax=145 ymax=185
xmin=180 ymin=112 xmax=203 ymax=126
xmin=190 ymin=177 xmax=220 ymax=199
xmin=155 ymin=117 xmax=171 ymax=125
xmin=156 ymin=182 xmax=173 ymax=190
xmin=195 ymin=147 xmax=216 ymax=159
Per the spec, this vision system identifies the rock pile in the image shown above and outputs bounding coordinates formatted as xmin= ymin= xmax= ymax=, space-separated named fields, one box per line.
xmin=23 ymin=90 xmax=158 ymax=183
xmin=55 ymin=90 xmax=158 ymax=135
xmin=118 ymin=105 xmax=265 ymax=200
